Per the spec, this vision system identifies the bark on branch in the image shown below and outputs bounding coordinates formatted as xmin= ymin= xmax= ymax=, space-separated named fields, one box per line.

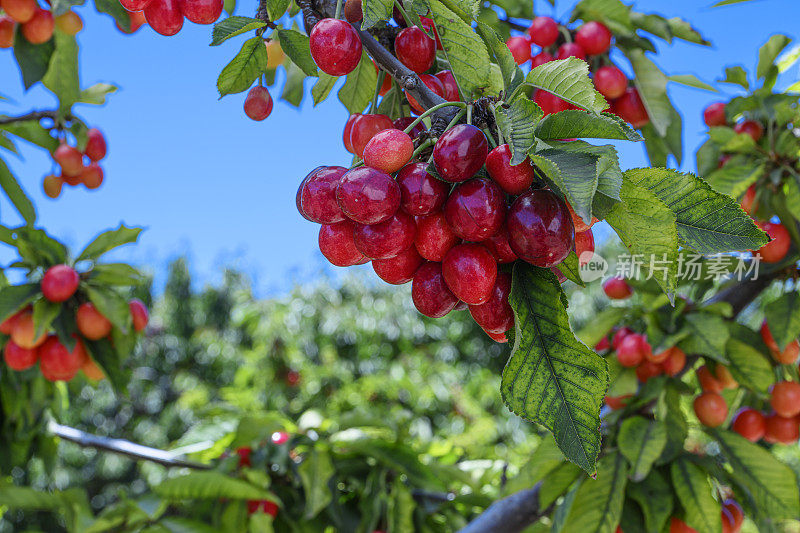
xmin=458 ymin=484 xmax=545 ymax=533
xmin=0 ymin=110 xmax=64 ymax=126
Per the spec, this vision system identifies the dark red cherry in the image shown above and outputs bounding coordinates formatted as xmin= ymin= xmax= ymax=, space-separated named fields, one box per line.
xmin=144 ymin=0 xmax=183 ymax=36
xmin=392 ymin=117 xmax=427 ymax=140
xmin=593 ymin=65 xmax=627 ymax=100
xmin=483 ymin=224 xmax=517 ymax=264
xmin=442 ymin=243 xmax=497 ymax=305
xmin=469 ymin=271 xmax=513 ymax=333
xmin=349 ymin=114 xmax=394 ymax=158
xmin=395 ymin=26 xmax=435 ymax=73
xmin=319 ymin=220 xmax=368 ymax=266
xmin=603 ymin=277 xmax=633 ymax=299
xmin=336 ymin=166 xmax=401 ymax=224
xmin=406 ymin=74 xmax=445 ymax=115
xmin=433 ymin=124 xmax=488 ymax=183
xmin=243 ymin=86 xmax=273 ymax=121
xmin=556 ymin=42 xmax=585 ymax=60
xmin=531 ymin=51 xmax=554 ymax=68
xmin=309 ymin=18 xmax=362 ymax=76
xmin=297 ymin=166 xmax=348 ymax=223
xmin=372 ymin=246 xmax=423 ymax=284
xmin=703 ymin=102 xmax=727 ymax=127
xmin=506 ymin=36 xmax=531 ymax=65
xmin=419 ymin=16 xmax=442 ymax=49
xmin=734 ymin=120 xmax=763 ymax=142
xmin=434 ymin=70 xmax=459 ymax=101
xmin=574 ymin=228 xmax=594 ymax=265
xmin=343 ymin=113 xmax=361 ymax=153
xmin=353 ymin=211 xmax=416 ymax=259
xmin=179 ymin=0 xmax=222 ymax=24
xmin=444 ymin=178 xmax=506 ymax=241
xmin=575 ymin=21 xmax=612 ymax=55
xmin=412 ymin=262 xmax=459 ymax=318
xmin=415 ymin=212 xmax=460 ymax=261
xmin=507 ymin=189 xmax=574 ymax=267
xmin=485 ymin=144 xmax=535 ymax=195
xmin=120 ymin=0 xmax=153 ymax=11
xmin=611 ymin=88 xmax=648 ymax=128
xmin=527 ymin=16 xmax=558 ymax=47
xmin=396 ymin=162 xmax=449 ymax=216
xmin=534 ymin=90 xmax=570 ymax=115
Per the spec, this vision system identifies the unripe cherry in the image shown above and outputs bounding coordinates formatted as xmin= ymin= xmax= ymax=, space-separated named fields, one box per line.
xmin=179 ymin=0 xmax=223 ymax=24
xmin=697 ymin=365 xmax=723 ymax=393
xmin=144 ymin=0 xmax=183 ymax=36
xmin=506 ymin=36 xmax=530 ymax=65
xmin=444 ymin=178 xmax=506 ymax=241
xmin=693 ymin=392 xmax=728 ymax=427
xmin=703 ymin=102 xmax=726 ymax=127
xmin=353 ymin=211 xmax=416 ymax=259
xmin=442 ymin=243 xmax=497 ymax=305
xmin=129 ymin=298 xmax=149 ymax=332
xmin=55 ymin=10 xmax=82 ymax=35
xmin=575 ymin=21 xmax=612 ymax=55
xmin=485 ymin=144 xmax=535 ymax=195
xmin=594 ymin=65 xmax=627 ymax=100
xmin=372 ymin=246 xmax=423 ymax=284
xmin=527 ymin=16 xmax=558 ymax=47
xmin=433 ymin=124 xmax=488 ymax=182
xmin=296 ymin=166 xmax=348 ymax=224
xmin=349 ymin=114 xmax=393 ymax=159
xmin=319 ymin=220 xmax=368 ymax=266
xmin=76 ymin=302 xmax=113 ymax=340
xmin=661 ymin=346 xmax=686 ymax=376
xmin=81 ymin=163 xmax=104 ymax=189
xmin=0 ymin=0 xmax=35 ymax=22
xmin=411 ymin=261 xmax=458 ymax=318
xmin=3 ymin=340 xmax=38 ymax=371
xmin=362 ymin=129 xmax=414 ymax=174
xmin=10 ymin=310 xmax=45 ymax=349
xmin=414 ymin=211 xmax=459 ymax=261
xmin=82 ymin=358 xmax=105 ymax=380
xmin=396 ymin=162 xmax=449 ymax=216
xmin=394 ymin=26 xmax=435 ymax=73
xmin=309 ymin=18 xmax=362 ymax=76
xmin=0 ymin=17 xmax=13 ymax=48
xmin=468 ymin=271 xmax=513 ymax=334
xmin=336 ymin=166 xmax=401 ymax=224
xmin=603 ymin=276 xmax=632 ymax=299
xmin=715 ymin=365 xmax=737 ymax=389
xmin=506 ymin=189 xmax=573 ymax=267
xmin=43 ymin=175 xmax=63 ymax=199
xmin=244 ymin=86 xmax=274 ymax=121
xmin=732 ymin=408 xmax=766 ymax=442
xmin=42 ymin=264 xmax=80 ymax=302
xmin=265 ymin=40 xmax=284 ymax=69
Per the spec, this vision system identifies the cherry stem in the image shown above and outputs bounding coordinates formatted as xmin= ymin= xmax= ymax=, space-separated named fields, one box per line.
xmin=491 ymin=104 xmax=505 ymax=145
xmin=558 ymin=25 xmax=571 ymax=43
xmin=334 ymin=0 xmax=343 ymax=19
xmin=482 ymin=127 xmax=498 ymax=149
xmin=370 ymin=71 xmax=385 ymax=113
xmin=401 ymin=101 xmax=466 ymax=135
xmin=411 ymin=138 xmax=434 ymax=158
xmin=466 ymin=103 xmax=473 ymax=125
xmin=443 ymin=108 xmax=466 ymax=132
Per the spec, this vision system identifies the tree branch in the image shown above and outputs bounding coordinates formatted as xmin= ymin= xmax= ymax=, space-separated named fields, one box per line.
xmin=458 ymin=483 xmax=545 ymax=533
xmin=0 ymin=110 xmax=63 ymax=126
xmin=705 ymin=266 xmax=790 ymax=316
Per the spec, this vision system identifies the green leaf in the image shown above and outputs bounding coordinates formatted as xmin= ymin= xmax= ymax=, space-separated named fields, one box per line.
xmin=82 ymin=337 xmax=126 ymax=390
xmin=338 ymin=51 xmax=376 ymax=114
xmin=504 ymin=438 xmax=568 ymax=496
xmin=570 ymin=0 xmax=633 ymax=35
xmin=668 ymin=74 xmax=717 ymax=92
xmin=757 ymin=34 xmax=791 ymax=80
xmin=623 ymin=168 xmax=769 ymax=253
xmin=32 ymin=299 xmax=60 ymax=340
xmin=708 ymin=126 xmax=757 ymax=153
xmin=502 ymin=263 xmax=608 ymax=474
xmin=764 ymin=292 xmax=800 ymax=351
xmin=680 ymin=313 xmax=729 ymax=361
xmin=495 ymin=92 xmax=542 ymax=164
xmin=656 ymin=384 xmax=688 ymax=464
xmin=711 ymin=429 xmax=800 ymax=519
xmin=276 ymin=29 xmax=318 ymax=77
xmin=725 ymin=338 xmax=774 ymax=393
xmin=618 ymin=417 xmax=667 ymax=482
xmin=78 ymin=83 xmax=118 ymax=105
xmin=670 ymin=458 xmax=720 ymax=533
xmin=13 ymin=32 xmax=56 ymax=89
xmin=0 ymin=158 xmax=36 ymax=224
xmin=160 ymin=517 xmax=220 ymax=533
xmin=265 ymin=0 xmax=290 ymax=21
xmin=210 ymin=16 xmax=267 ymax=46
xmin=535 ymin=111 xmax=643 ymax=141
xmin=0 ymin=485 xmax=66 ymax=510
xmin=14 ymin=227 xmax=67 ymax=265
xmin=538 ymin=461 xmax=582 ymax=509
xmin=625 ymin=48 xmax=670 ymax=136
xmin=711 ymin=0 xmax=755 ymax=5
xmin=666 ymin=17 xmax=709 ymax=45
xmin=720 ymin=66 xmax=749 ymax=90
xmin=85 ymin=285 xmax=132 ymax=333
xmin=361 ymin=0 xmax=393 ymax=29
xmin=76 ymin=224 xmax=142 ymax=262
xmin=531 ymin=148 xmax=599 ymax=224
xmin=476 ymin=22 xmax=522 ymax=94
xmin=280 ymin=61 xmax=306 ymax=107
xmin=155 ymin=472 xmax=276 ymax=501
xmin=575 ymin=307 xmax=626 ymax=348
xmin=88 ymin=263 xmax=144 ymax=286
xmin=560 ymin=452 xmax=628 ymax=533
xmin=627 ymin=470 xmax=674 ymax=533
xmin=526 ymin=57 xmax=607 ymax=114
xmin=94 ymin=0 xmax=131 ymax=31
xmin=386 ymin=481 xmax=415 ymax=533
xmin=312 ymin=73 xmax=338 ymax=106
xmin=556 ymin=251 xmax=585 ymax=287
xmin=42 ymin=30 xmax=80 ymax=113
xmin=705 ymin=161 xmax=762 ymax=199
xmin=1 ymin=120 xmax=58 ymax=151
xmin=217 ymin=37 xmax=269 ymax=97
xmin=297 ymin=447 xmax=334 ymax=518
xmin=0 ymin=283 xmax=40 ymax=324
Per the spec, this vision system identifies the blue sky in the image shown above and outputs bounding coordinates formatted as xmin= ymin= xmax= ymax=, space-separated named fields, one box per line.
xmin=0 ymin=0 xmax=798 ymax=294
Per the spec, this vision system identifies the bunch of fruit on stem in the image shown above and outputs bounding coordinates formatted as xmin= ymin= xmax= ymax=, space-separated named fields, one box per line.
xmin=116 ymin=0 xmax=222 ymax=36
xmin=0 ymin=0 xmax=83 ymax=47
xmin=43 ymin=128 xmax=108 ymax=199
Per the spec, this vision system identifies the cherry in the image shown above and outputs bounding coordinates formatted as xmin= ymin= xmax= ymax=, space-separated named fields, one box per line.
xmin=363 ymin=129 xmax=414 ymax=174
xmin=636 ymin=360 xmax=662 ymax=383
xmin=646 ymin=346 xmax=670 ymax=364
xmin=396 ymin=162 xmax=449 ymax=216
xmin=611 ymin=88 xmax=649 ymax=128
xmin=395 ymin=26 xmax=435 ymax=73
xmin=81 ymin=163 xmax=104 ymax=189
xmin=120 ymin=0 xmax=153 ymax=11
xmin=144 ymin=0 xmax=183 ymax=36
xmin=483 ymin=224 xmax=517 ymax=264
xmin=235 ymin=446 xmax=252 ymax=467
xmin=527 ymin=16 xmax=558 ymax=47
xmin=244 ymin=86 xmax=274 ymax=121
xmin=604 ymin=395 xmax=631 ymax=410
xmin=43 ymin=175 xmax=63 ymax=199
xmin=0 ymin=17 xmax=13 ymax=48
xmin=669 ymin=518 xmax=697 ymax=533
xmin=434 ymin=70 xmax=459 ymax=101
xmin=372 ymin=246 xmax=423 ymax=284
xmin=411 ymin=261 xmax=459 ymax=318
xmin=603 ymin=276 xmax=632 ymax=299
xmin=441 ymin=243 xmax=497 ymax=305
xmin=271 ymin=430 xmax=290 ymax=444
xmin=353 ymin=211 xmax=416 ymax=259
xmin=4 ymin=340 xmax=38 ymax=371
xmin=764 ymin=413 xmax=799 ymax=444
xmin=575 ymin=21 xmax=612 ymax=55
xmin=337 ymin=166 xmax=400 ymax=224
xmin=82 ymin=358 xmax=105 ymax=380
xmin=179 ymin=0 xmax=222 ymax=24
xmin=247 ymin=500 xmax=279 ymax=518
xmin=556 ymin=42 xmax=586 ymax=60
xmin=507 ymin=189 xmax=574 ymax=267
xmin=296 ymin=166 xmax=348 ymax=224
xmin=0 ymin=0 xmax=35 ymax=22
xmin=0 ymin=309 xmax=21 ymax=335
xmin=755 ymin=221 xmax=790 ymax=263
xmin=285 ymin=369 xmax=300 ymax=386
xmin=485 ymin=144 xmax=535 ymax=195
xmin=419 ymin=16 xmax=441 ymax=49
xmin=531 ymin=51 xmax=554 ymax=68
xmin=574 ymin=228 xmax=594 ymax=265
xmin=344 ymin=0 xmax=361 ymax=22
xmin=469 ymin=271 xmax=513 ymax=333
xmin=125 ymin=10 xmax=147 ymax=32
xmin=594 ymin=66 xmax=627 ymax=100
xmin=594 ymin=336 xmax=610 ymax=352
xmin=76 ymin=302 xmax=112 ymax=340
xmin=433 ymin=124 xmax=488 ymax=183
xmin=661 ymin=346 xmax=686 ymax=376
xmin=54 ymin=143 xmax=83 ymax=177
xmin=10 ymin=310 xmax=45 ymax=349
xmin=349 ymin=113 xmax=393 ymax=158
xmin=129 ymin=299 xmax=149 ymax=332
xmin=715 ymin=365 xmax=737 ymax=389
xmin=42 ymin=264 xmax=79 ymax=303
xmin=309 ymin=18 xmax=362 ymax=76
xmin=55 ymin=11 xmax=82 ymax=34
xmin=319 ymin=220 xmax=368 ymax=266
xmin=392 ymin=117 xmax=427 ymax=140
xmin=343 ymin=113 xmax=360 ymax=153
xmin=693 ymin=391 xmax=728 ymax=427
xmin=697 ymin=365 xmax=723 ymax=393
xmin=444 ymin=177 xmax=506 ymax=241
xmin=770 ymin=381 xmax=800 ymax=418
xmin=565 ymin=202 xmax=598 ymax=233
xmin=616 ymin=333 xmax=647 ymax=367
xmin=732 ymin=408 xmax=766 ymax=442
xmin=414 ymin=211 xmax=459 ymax=261
xmin=534 ymin=90 xmax=570 ymax=115
xmin=722 ymin=501 xmax=744 ymax=533
xmin=740 ymin=184 xmax=757 ymax=214
xmin=611 ymin=326 xmax=633 ymax=350
xmin=734 ymin=120 xmax=763 ymax=142
xmin=486 ymin=330 xmax=507 ymax=343
xmin=506 ymin=36 xmax=531 ymax=65
xmin=761 ymin=319 xmax=779 ymax=353
xmin=703 ymin=102 xmax=727 ymax=127
xmin=83 ymin=128 xmax=107 ymax=162
xmin=39 ymin=335 xmax=86 ymax=382
xmin=406 ymin=74 xmax=445 ymax=115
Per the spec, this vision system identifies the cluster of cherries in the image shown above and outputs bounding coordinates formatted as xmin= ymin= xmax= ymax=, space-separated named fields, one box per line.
xmin=116 ymin=0 xmax=222 ymax=36
xmin=659 ymin=500 xmax=744 ymax=533
xmin=233 ymin=431 xmax=290 ymax=519
xmin=43 ymin=128 xmax=108 ymax=199
xmin=1 ymin=264 xmax=149 ymax=382
xmin=0 ymin=0 xmax=84 ymax=47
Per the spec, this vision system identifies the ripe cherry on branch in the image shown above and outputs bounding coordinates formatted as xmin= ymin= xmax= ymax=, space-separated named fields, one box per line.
xmin=309 ymin=18 xmax=362 ymax=76
xmin=41 ymin=265 xmax=80 ymax=303
xmin=244 ymin=86 xmax=274 ymax=121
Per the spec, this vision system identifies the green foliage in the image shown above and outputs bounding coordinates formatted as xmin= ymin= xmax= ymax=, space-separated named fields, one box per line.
xmin=338 ymin=51 xmax=377 ymax=114
xmin=670 ymin=458 xmax=721 ymax=533
xmin=211 ymin=17 xmax=267 ymax=46
xmin=217 ymin=37 xmax=269 ymax=97
xmin=525 ymin=58 xmax=607 ymax=113
xmin=618 ymin=417 xmax=667 ymax=482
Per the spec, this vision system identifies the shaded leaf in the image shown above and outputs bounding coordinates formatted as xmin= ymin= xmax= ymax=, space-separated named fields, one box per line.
xmin=725 ymin=338 xmax=774 ymax=393
xmin=13 ymin=32 xmax=55 ymax=89
xmin=560 ymin=452 xmax=628 ymax=533
xmin=210 ymin=16 xmax=266 ymax=46
xmin=155 ymin=472 xmax=276 ymax=501
xmin=297 ymin=447 xmax=334 ymax=519
xmin=763 ymin=291 xmax=800 ymax=351
xmin=670 ymin=458 xmax=720 ymax=533
xmin=618 ymin=417 xmax=667 ymax=482
xmin=217 ymin=37 xmax=268 ymax=97
xmin=338 ymin=51 xmax=376 ymax=114
xmin=276 ymin=29 xmax=317 ymax=76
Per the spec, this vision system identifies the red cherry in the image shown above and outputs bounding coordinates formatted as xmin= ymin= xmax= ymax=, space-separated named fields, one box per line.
xmin=353 ymin=211 xmax=416 ymax=259
xmin=296 ymin=166 xmax=348 ymax=223
xmin=406 ymin=74 xmax=445 ymax=115
xmin=595 ymin=336 xmax=611 ymax=352
xmin=433 ymin=124 xmax=488 ymax=182
xmin=670 ymin=518 xmax=698 ymax=533
xmin=419 ymin=17 xmax=442 ymax=49
xmin=740 ymin=184 xmax=757 ymax=214
xmin=442 ymin=243 xmax=497 ymax=305
xmin=661 ymin=347 xmax=686 ymax=377
xmin=531 ymin=51 xmax=554 ymax=68
xmin=647 ymin=346 xmax=670 ymax=364
xmin=506 ymin=36 xmax=531 ymax=65
xmin=80 ymin=163 xmax=104 ymax=189
xmin=1 ymin=0 xmax=36 ymax=22
xmin=336 ymin=166 xmax=401 ymax=224
xmin=485 ymin=144 xmax=535 ymax=195
xmin=703 ymin=102 xmax=727 ymax=127
xmin=506 ymin=190 xmax=573 ymax=267
xmin=76 ymin=302 xmax=112 ymax=340
xmin=483 ymin=224 xmax=517 ymax=264
xmin=527 ymin=16 xmax=558 ymax=47
xmin=761 ymin=320 xmax=779 ymax=353
xmin=319 ymin=220 xmax=368 ymax=266
xmin=486 ymin=329 xmax=508 ymax=343
xmin=534 ymin=90 xmax=570 ymax=115
xmin=0 ymin=309 xmax=21 ymax=335
xmin=10 ymin=309 xmax=45 ymax=349
xmin=434 ymin=70 xmax=459 ymax=101
xmin=636 ymin=360 xmax=662 ymax=383
xmin=179 ymin=0 xmax=222 ymax=24
xmin=396 ymin=162 xmax=449 ymax=216
xmin=343 ymin=113 xmax=360 ymax=153
xmin=697 ymin=365 xmax=723 ymax=393
xmin=693 ymin=392 xmax=728 ymax=427
xmin=3 ymin=340 xmax=38 ymax=371
xmin=771 ymin=381 xmax=800 ymax=418
xmin=392 ymin=117 xmax=427 ymax=140
xmin=42 ymin=264 xmax=79 ymax=303
xmin=723 ymin=500 xmax=744 ymax=533
xmin=755 ymin=222 xmax=790 ymax=263
xmin=444 ymin=178 xmax=506 ymax=241
xmin=575 ymin=21 xmax=612 ymax=55
xmin=616 ymin=333 xmax=646 ymax=367
xmin=129 ymin=299 xmax=149 ymax=332
xmin=611 ymin=88 xmax=648 ymax=128
xmin=605 ymin=395 xmax=631 ymax=410
xmin=556 ymin=42 xmax=585 ymax=60
xmin=271 ymin=430 xmax=289 ymax=444
xmin=39 ymin=335 xmax=86 ymax=382
xmin=363 ymin=129 xmax=414 ymax=174
xmin=734 ymin=120 xmax=763 ymax=142
xmin=732 ymin=408 xmax=766 ymax=442
xmin=411 ymin=262 xmax=459 ymax=318
xmin=611 ymin=327 xmax=633 ymax=350
xmin=21 ymin=8 xmax=53 ymax=44
xmin=574 ymin=229 xmax=594 ymax=265
xmin=0 ymin=17 xmax=14 ymax=48
xmin=244 ymin=86 xmax=273 ymax=121
xmin=119 ymin=0 xmax=152 ymax=11
xmin=236 ymin=446 xmax=252 ymax=467
xmin=764 ymin=413 xmax=799 ymax=444
xmin=144 ymin=0 xmax=183 ymax=36
xmin=414 ymin=212 xmax=459 ymax=261
xmin=84 ymin=128 xmax=107 ymax=162
xmin=603 ymin=276 xmax=632 ymax=299
xmin=468 ymin=271 xmax=513 ymax=333
xmin=594 ymin=65 xmax=627 ymax=100
xmin=395 ymin=26 xmax=435 ymax=73
xmin=54 ymin=144 xmax=83 ymax=177
xmin=309 ymin=18 xmax=362 ymax=76
xmin=372 ymin=246 xmax=423 ymax=284
xmin=349 ymin=114 xmax=394 ymax=158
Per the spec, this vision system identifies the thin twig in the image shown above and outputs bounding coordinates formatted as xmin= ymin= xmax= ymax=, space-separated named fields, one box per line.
xmin=0 ymin=110 xmax=63 ymax=126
